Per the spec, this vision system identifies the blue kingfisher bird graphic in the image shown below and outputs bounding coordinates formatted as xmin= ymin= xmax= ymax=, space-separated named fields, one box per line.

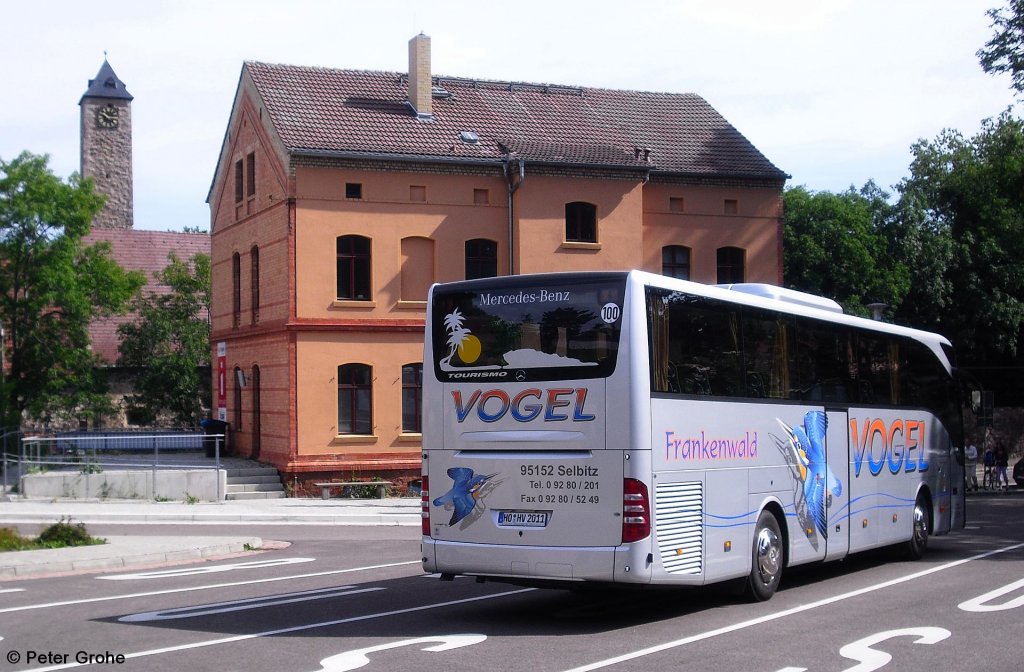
xmin=778 ymin=411 xmax=842 ymax=539
xmin=433 ymin=467 xmax=497 ymax=526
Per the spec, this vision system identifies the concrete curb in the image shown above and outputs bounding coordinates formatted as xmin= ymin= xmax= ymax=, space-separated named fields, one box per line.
xmin=0 ymin=512 xmax=419 ymax=526
xmin=0 ymin=535 xmax=263 ymax=579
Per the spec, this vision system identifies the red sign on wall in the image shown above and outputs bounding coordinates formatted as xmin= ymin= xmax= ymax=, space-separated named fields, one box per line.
xmin=217 ymin=342 xmax=227 ymax=422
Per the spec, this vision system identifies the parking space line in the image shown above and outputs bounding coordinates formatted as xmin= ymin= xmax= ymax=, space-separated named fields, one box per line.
xmin=560 ymin=541 xmax=1024 ymax=672
xmin=31 ymin=588 xmax=535 ymax=671
xmin=0 ymin=560 xmax=420 ymax=614
xmin=119 ymin=586 xmax=384 ymax=622
xmin=99 ymin=557 xmax=316 ymax=580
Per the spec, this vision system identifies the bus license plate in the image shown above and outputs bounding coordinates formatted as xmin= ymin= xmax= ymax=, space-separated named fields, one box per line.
xmin=497 ymin=511 xmax=549 ymax=528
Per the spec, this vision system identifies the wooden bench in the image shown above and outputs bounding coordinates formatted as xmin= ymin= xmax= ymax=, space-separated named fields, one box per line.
xmin=314 ymin=481 xmax=392 ymax=500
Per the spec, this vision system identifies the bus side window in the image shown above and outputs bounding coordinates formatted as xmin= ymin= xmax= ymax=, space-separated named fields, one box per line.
xmin=855 ymin=333 xmax=894 ymax=405
xmin=647 ymin=289 xmax=742 ymax=397
xmin=679 ymin=300 xmax=742 ymax=397
xmin=742 ymin=311 xmax=792 ymax=400
xmin=792 ymin=320 xmax=854 ymax=402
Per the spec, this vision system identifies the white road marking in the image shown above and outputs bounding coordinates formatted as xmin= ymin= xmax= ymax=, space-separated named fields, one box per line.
xmin=837 ymin=627 xmax=950 ymax=672
xmin=0 ymin=560 xmax=420 ymax=614
xmin=120 ymin=585 xmax=383 ymax=622
xmin=561 ymin=541 xmax=1024 ymax=672
xmin=958 ymin=576 xmax=1024 ymax=612
xmin=99 ymin=557 xmax=316 ymax=580
xmin=0 ymin=588 xmax=25 ymax=594
xmin=311 ymin=634 xmax=487 ymax=672
xmin=30 ymin=588 xmax=535 ymax=671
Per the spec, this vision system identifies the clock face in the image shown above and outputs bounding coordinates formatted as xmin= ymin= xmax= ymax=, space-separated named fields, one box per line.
xmin=96 ymin=105 xmax=119 ymax=129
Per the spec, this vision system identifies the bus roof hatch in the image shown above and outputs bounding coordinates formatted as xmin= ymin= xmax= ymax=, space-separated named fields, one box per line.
xmin=717 ymin=283 xmax=844 ymax=314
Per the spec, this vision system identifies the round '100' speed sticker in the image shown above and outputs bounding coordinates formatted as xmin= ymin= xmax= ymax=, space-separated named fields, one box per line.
xmin=601 ymin=303 xmax=621 ymax=324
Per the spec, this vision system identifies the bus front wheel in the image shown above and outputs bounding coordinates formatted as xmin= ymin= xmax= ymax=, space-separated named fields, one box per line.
xmin=746 ymin=509 xmax=783 ymax=601
xmin=907 ymin=493 xmax=930 ymax=560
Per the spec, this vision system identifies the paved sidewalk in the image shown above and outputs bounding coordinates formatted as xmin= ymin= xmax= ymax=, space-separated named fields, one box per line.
xmin=0 ymin=496 xmax=420 ymax=580
xmin=0 ymin=496 xmax=420 ymax=526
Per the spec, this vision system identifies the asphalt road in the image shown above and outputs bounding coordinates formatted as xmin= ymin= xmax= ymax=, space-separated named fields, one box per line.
xmin=1 ymin=496 xmax=1021 ymax=672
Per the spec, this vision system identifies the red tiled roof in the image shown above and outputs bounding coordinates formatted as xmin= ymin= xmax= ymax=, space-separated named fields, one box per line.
xmin=82 ymin=229 xmax=210 ymax=364
xmin=245 ymin=63 xmax=787 ymax=181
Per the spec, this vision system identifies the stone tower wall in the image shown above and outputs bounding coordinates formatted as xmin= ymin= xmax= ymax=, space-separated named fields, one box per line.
xmin=80 ymin=99 xmax=133 ymax=229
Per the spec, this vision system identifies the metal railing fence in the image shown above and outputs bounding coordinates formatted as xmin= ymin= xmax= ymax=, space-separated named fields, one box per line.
xmin=12 ymin=430 xmax=225 ymax=497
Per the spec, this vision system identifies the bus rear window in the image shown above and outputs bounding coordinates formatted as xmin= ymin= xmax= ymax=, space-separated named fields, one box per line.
xmin=431 ymin=277 xmax=625 ymax=383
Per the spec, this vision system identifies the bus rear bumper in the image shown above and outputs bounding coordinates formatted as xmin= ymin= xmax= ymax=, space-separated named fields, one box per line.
xmin=423 ymin=537 xmax=651 ymax=585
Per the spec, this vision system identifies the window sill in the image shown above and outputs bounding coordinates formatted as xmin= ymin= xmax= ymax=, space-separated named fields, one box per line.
xmin=333 ymin=434 xmax=379 ymax=444
xmin=330 ymin=300 xmax=376 ymax=309
xmin=560 ymin=242 xmax=601 ymax=251
xmin=396 ymin=300 xmax=427 ymax=310
xmin=397 ymin=433 xmax=422 ymax=442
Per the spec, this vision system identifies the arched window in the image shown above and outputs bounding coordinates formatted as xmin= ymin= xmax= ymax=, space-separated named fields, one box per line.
xmin=251 ymin=364 xmax=261 ymax=459
xmin=401 ymin=237 xmax=434 ymax=301
xmin=233 ymin=366 xmax=243 ymax=431
xmin=465 ymin=238 xmax=497 ymax=280
xmin=565 ymin=202 xmax=597 ymax=243
xmin=231 ymin=252 xmax=241 ymax=327
xmin=336 ymin=235 xmax=371 ymax=300
xmin=250 ymin=245 xmax=260 ymax=324
xmin=402 ymin=363 xmax=423 ymax=433
xmin=246 ymin=152 xmax=256 ymax=198
xmin=338 ymin=363 xmax=372 ymax=435
xmin=662 ymin=245 xmax=691 ymax=280
xmin=717 ymin=246 xmax=746 ymax=284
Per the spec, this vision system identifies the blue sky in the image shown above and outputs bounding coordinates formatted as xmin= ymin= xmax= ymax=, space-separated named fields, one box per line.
xmin=1 ymin=0 xmax=1016 ymax=231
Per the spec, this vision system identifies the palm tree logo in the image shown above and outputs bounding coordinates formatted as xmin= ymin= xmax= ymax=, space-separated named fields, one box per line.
xmin=441 ymin=308 xmax=481 ymax=367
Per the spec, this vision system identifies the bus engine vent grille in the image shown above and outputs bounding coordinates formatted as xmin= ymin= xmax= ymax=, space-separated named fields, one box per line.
xmin=655 ymin=481 xmax=703 ymax=575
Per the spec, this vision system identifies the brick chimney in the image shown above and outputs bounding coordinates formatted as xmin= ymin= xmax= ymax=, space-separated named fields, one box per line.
xmin=408 ymin=33 xmax=432 ymax=120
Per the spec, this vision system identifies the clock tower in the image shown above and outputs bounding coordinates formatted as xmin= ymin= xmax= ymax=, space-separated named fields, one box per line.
xmin=80 ymin=59 xmax=134 ymax=229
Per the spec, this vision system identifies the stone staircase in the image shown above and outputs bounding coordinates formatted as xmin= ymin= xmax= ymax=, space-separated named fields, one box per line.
xmin=225 ymin=464 xmax=286 ymax=500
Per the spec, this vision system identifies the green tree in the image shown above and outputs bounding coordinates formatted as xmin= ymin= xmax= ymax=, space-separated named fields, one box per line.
xmin=0 ymin=152 xmax=144 ymax=427
xmin=897 ymin=111 xmax=1024 ymax=365
xmin=978 ymin=0 xmax=1024 ymax=94
xmin=883 ymin=191 xmax=954 ymax=336
xmin=117 ymin=252 xmax=211 ymax=426
xmin=782 ymin=182 xmax=910 ymax=317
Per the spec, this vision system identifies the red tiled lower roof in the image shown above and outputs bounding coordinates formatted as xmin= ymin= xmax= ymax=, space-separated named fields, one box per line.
xmin=82 ymin=229 xmax=210 ymax=364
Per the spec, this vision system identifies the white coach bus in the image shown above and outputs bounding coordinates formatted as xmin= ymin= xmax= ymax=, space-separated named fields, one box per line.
xmin=420 ymin=271 xmax=966 ymax=600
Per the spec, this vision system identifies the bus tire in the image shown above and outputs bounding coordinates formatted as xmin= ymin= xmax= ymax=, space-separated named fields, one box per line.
xmin=746 ymin=509 xmax=783 ymax=601
xmin=907 ymin=493 xmax=930 ymax=560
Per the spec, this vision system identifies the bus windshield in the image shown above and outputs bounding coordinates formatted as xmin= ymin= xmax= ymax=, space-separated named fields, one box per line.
xmin=430 ymin=274 xmax=626 ymax=383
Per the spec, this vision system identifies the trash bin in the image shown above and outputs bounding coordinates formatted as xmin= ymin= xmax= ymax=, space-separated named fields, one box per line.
xmin=200 ymin=419 xmax=230 ymax=458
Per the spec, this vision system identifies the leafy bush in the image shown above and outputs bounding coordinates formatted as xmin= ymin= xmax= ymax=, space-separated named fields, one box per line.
xmin=0 ymin=521 xmax=104 ymax=551
xmin=0 ymin=527 xmax=33 ymax=551
xmin=35 ymin=519 xmax=103 ymax=548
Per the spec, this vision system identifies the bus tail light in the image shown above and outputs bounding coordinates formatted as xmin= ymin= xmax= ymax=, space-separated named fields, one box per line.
xmin=421 ymin=476 xmax=431 ymax=537
xmin=622 ymin=478 xmax=651 ymax=543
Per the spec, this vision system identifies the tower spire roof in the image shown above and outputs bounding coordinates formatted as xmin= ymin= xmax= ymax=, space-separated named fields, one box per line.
xmin=80 ymin=59 xmax=133 ymax=103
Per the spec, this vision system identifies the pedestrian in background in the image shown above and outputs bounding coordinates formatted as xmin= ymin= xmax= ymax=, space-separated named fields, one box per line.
xmin=966 ymin=443 xmax=979 ymax=491
xmin=994 ymin=441 xmax=1009 ymax=492
xmin=983 ymin=440 xmax=995 ymax=489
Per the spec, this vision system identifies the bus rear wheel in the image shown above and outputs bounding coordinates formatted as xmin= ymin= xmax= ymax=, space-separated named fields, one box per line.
xmin=746 ymin=509 xmax=783 ymax=601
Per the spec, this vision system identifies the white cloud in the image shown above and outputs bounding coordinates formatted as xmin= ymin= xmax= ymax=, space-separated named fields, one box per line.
xmin=1 ymin=0 xmax=1016 ymax=230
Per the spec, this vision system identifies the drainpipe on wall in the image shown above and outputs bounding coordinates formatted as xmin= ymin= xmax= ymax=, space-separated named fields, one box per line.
xmin=504 ymin=156 xmax=524 ymax=276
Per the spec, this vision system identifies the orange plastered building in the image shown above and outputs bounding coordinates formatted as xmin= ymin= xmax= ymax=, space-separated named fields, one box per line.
xmin=208 ymin=35 xmax=787 ymax=493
